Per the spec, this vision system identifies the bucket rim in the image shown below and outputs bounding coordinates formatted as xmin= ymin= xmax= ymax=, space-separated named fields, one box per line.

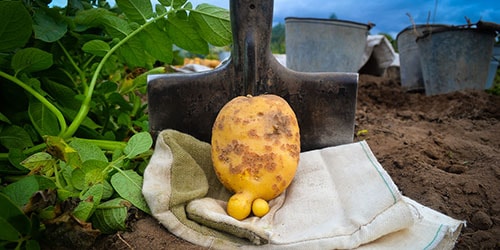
xmin=285 ymin=17 xmax=371 ymax=30
xmin=416 ymin=26 xmax=497 ymax=42
xmin=396 ymin=24 xmax=450 ymax=41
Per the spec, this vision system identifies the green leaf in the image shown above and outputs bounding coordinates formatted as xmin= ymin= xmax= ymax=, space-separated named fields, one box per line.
xmin=167 ymin=15 xmax=208 ymax=54
xmin=20 ymin=152 xmax=54 ymax=171
xmin=117 ymin=38 xmax=154 ymax=68
xmin=101 ymin=180 xmax=114 ymax=199
xmin=74 ymin=8 xmax=109 ymax=27
xmin=158 ymin=0 xmax=187 ymax=8
xmin=71 ymin=160 xmax=107 ymax=190
xmin=69 ymin=138 xmax=108 ymax=163
xmin=28 ymin=99 xmax=60 ymax=137
xmin=70 ymin=169 xmax=85 ymax=190
xmin=117 ymin=113 xmax=131 ymax=128
xmin=28 ymin=213 xmax=41 ymax=243
xmin=82 ymin=40 xmax=110 ymax=57
xmin=101 ymin=14 xmax=133 ymax=39
xmin=111 ymin=170 xmax=151 ymax=214
xmin=72 ymin=201 xmax=95 ymax=222
xmin=45 ymin=136 xmax=81 ymax=167
xmin=11 ymin=48 xmax=54 ymax=75
xmin=91 ymin=198 xmax=130 ymax=234
xmin=1 ymin=176 xmax=55 ymax=208
xmin=1 ymin=176 xmax=41 ymax=207
xmin=124 ymin=132 xmax=152 ymax=158
xmin=60 ymin=160 xmax=75 ymax=182
xmin=190 ymin=4 xmax=231 ymax=46
xmin=82 ymin=160 xmax=108 ymax=186
xmin=25 ymin=77 xmax=47 ymax=97
xmin=155 ymin=4 xmax=167 ymax=15
xmin=137 ymin=23 xmax=174 ymax=63
xmin=42 ymin=78 xmax=81 ymax=110
xmin=75 ymin=8 xmax=132 ymax=39
xmin=0 ymin=125 xmax=34 ymax=150
xmin=0 ymin=1 xmax=32 ymax=52
xmin=116 ymin=0 xmax=153 ymax=24
xmin=25 ymin=239 xmax=41 ymax=250
xmin=73 ymin=183 xmax=104 ymax=221
xmin=0 ymin=112 xmax=12 ymax=124
xmin=36 ymin=175 xmax=57 ymax=190
xmin=0 ymin=217 xmax=20 ymax=241
xmin=33 ymin=8 xmax=68 ymax=42
xmin=8 ymin=148 xmax=28 ymax=171
xmin=0 ymin=163 xmax=28 ymax=176
xmin=0 ymin=193 xmax=31 ymax=235
xmin=57 ymin=188 xmax=80 ymax=201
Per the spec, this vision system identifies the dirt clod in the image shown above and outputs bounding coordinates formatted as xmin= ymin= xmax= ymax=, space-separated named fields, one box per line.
xmin=471 ymin=211 xmax=493 ymax=230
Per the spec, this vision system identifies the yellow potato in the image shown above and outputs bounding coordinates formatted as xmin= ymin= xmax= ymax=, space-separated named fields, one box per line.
xmin=211 ymin=94 xmax=300 ymax=220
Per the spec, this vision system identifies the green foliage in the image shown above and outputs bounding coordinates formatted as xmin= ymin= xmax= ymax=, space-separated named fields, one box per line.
xmin=0 ymin=1 xmax=32 ymax=52
xmin=0 ymin=193 xmax=40 ymax=250
xmin=271 ymin=23 xmax=286 ymax=54
xmin=0 ymin=0 xmax=232 ymax=246
xmin=379 ymin=32 xmax=398 ymax=52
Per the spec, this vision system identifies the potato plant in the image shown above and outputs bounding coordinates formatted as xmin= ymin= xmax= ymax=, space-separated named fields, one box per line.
xmin=0 ymin=0 xmax=231 ymax=248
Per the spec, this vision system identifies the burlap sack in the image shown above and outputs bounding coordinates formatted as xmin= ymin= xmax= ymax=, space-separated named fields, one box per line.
xmin=143 ymin=130 xmax=463 ymax=249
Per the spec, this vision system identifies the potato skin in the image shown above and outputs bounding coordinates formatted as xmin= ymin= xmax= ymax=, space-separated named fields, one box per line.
xmin=211 ymin=94 xmax=300 ymax=203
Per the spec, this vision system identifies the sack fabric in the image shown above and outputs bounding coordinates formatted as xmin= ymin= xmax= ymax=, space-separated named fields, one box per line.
xmin=142 ymin=129 xmax=464 ymax=249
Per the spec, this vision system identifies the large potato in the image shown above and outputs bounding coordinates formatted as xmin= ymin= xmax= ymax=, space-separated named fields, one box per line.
xmin=211 ymin=94 xmax=300 ymax=220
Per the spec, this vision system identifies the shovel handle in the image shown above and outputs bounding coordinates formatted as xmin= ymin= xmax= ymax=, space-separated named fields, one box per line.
xmin=229 ymin=0 xmax=274 ymax=95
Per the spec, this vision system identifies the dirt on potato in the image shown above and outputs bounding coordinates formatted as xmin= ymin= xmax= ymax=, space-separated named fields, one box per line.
xmin=45 ymin=74 xmax=499 ymax=250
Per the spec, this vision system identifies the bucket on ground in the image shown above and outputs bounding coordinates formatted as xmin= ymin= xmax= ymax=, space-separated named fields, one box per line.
xmin=285 ymin=17 xmax=369 ymax=73
xmin=416 ymin=27 xmax=496 ymax=96
xmin=396 ymin=24 xmax=449 ymax=91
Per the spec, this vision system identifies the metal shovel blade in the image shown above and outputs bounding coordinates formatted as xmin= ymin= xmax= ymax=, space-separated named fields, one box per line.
xmin=147 ymin=0 xmax=358 ymax=151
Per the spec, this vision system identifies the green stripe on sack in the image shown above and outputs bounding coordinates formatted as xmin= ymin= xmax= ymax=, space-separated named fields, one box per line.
xmin=423 ymin=224 xmax=444 ymax=250
xmin=360 ymin=141 xmax=397 ymax=204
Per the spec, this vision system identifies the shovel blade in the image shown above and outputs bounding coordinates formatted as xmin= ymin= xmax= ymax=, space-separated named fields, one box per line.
xmin=148 ymin=60 xmax=358 ymax=151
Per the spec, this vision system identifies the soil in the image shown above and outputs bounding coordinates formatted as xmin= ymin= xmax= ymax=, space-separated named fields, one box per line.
xmin=49 ymin=74 xmax=500 ymax=249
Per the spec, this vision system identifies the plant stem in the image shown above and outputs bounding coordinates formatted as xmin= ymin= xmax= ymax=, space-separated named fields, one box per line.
xmin=0 ymin=143 xmax=46 ymax=161
xmin=103 ymin=155 xmax=126 ymax=174
xmin=0 ymin=71 xmax=68 ymax=136
xmin=57 ymin=40 xmax=88 ymax=92
xmin=70 ymin=138 xmax=127 ymax=151
xmin=62 ymin=11 xmax=169 ymax=139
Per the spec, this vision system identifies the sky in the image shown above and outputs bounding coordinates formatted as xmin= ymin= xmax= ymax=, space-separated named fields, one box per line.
xmin=188 ymin=0 xmax=500 ymax=38
xmin=51 ymin=0 xmax=500 ymax=38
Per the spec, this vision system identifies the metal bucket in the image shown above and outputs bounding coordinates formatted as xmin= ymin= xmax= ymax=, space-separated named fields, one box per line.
xmin=285 ymin=17 xmax=369 ymax=73
xmin=396 ymin=24 xmax=449 ymax=91
xmin=416 ymin=28 xmax=496 ymax=96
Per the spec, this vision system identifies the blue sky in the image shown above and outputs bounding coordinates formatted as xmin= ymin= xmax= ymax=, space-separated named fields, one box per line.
xmin=190 ymin=0 xmax=500 ymax=37
xmin=52 ymin=0 xmax=500 ymax=38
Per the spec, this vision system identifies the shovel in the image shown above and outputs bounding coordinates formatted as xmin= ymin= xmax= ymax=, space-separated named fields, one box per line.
xmin=147 ymin=0 xmax=358 ymax=151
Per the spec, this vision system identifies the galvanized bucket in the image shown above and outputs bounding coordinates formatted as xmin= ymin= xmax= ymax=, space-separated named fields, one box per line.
xmin=285 ymin=18 xmax=369 ymax=73
xmin=416 ymin=27 xmax=496 ymax=95
xmin=396 ymin=24 xmax=449 ymax=91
